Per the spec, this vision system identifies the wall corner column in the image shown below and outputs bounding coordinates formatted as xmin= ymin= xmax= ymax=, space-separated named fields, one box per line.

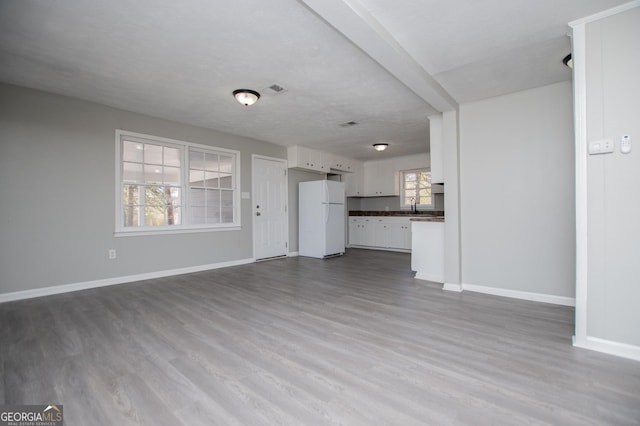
xmin=442 ymin=109 xmax=462 ymax=292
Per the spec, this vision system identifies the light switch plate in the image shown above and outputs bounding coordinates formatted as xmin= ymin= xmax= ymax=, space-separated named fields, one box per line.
xmin=588 ymin=139 xmax=614 ymax=155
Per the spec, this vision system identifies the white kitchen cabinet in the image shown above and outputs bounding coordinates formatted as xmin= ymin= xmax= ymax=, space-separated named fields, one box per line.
xmin=348 ymin=217 xmax=361 ymax=245
xmin=288 ymin=145 xmax=328 ymax=173
xmin=324 ymin=153 xmax=353 ymax=172
xmin=340 ymin=157 xmax=354 ymax=172
xmin=345 ymin=163 xmax=364 ymax=196
xmin=385 ymin=222 xmax=412 ymax=250
xmin=363 ymin=161 xmax=399 ymax=196
xmin=348 ymin=217 xmax=375 ymax=246
xmin=373 ymin=217 xmax=411 ymax=250
xmin=288 ymin=145 xmax=359 ymax=174
xmin=322 ymin=151 xmax=335 ymax=170
xmin=349 ymin=216 xmax=411 ymax=251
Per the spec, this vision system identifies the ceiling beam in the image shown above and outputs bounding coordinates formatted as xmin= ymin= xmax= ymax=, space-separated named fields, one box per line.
xmin=299 ymin=0 xmax=458 ymax=112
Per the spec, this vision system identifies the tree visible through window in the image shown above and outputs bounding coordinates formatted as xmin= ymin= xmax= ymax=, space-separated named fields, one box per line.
xmin=116 ymin=130 xmax=240 ymax=234
xmin=122 ymin=140 xmax=182 ymax=227
xmin=401 ymin=169 xmax=432 ymax=208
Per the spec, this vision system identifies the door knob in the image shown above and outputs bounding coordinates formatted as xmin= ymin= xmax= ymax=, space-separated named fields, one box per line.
xmin=256 ymin=212 xmax=261 ymax=216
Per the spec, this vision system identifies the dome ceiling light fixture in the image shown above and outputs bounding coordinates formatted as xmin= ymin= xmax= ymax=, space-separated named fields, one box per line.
xmin=563 ymin=53 xmax=573 ymax=69
xmin=233 ymin=89 xmax=260 ymax=106
xmin=373 ymin=143 xmax=388 ymax=151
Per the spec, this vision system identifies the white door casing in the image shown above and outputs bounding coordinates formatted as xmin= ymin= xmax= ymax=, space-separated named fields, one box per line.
xmin=252 ymin=156 xmax=288 ymax=260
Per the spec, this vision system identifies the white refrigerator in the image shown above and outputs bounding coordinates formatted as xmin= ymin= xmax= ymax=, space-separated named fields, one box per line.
xmin=299 ymin=180 xmax=345 ymax=258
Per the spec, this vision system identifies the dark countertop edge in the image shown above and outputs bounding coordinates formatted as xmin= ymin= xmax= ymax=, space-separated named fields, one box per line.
xmin=410 ymin=217 xmax=445 ymax=222
xmin=349 ymin=210 xmax=444 ymax=217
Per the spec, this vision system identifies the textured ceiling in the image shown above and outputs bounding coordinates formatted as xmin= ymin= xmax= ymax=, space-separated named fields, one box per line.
xmin=0 ymin=0 xmax=629 ymax=160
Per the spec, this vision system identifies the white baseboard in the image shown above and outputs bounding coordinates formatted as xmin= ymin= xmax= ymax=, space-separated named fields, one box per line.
xmin=414 ymin=272 xmax=444 ymax=283
xmin=442 ymin=282 xmax=463 ymax=292
xmin=288 ymin=251 xmax=299 ymax=257
xmin=573 ymin=336 xmax=640 ymax=362
xmin=461 ymin=283 xmax=575 ymax=306
xmin=350 ymin=245 xmax=411 ymax=253
xmin=0 ymin=257 xmax=255 ymax=304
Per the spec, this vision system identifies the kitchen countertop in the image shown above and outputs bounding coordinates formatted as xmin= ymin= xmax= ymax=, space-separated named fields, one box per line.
xmin=410 ymin=217 xmax=445 ymax=222
xmin=349 ymin=210 xmax=444 ymax=217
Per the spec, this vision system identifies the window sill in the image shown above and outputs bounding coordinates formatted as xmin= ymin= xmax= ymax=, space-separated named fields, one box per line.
xmin=114 ymin=225 xmax=241 ymax=237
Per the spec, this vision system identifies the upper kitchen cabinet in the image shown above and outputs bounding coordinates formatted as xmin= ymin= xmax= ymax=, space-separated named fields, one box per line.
xmin=345 ymin=161 xmax=364 ymax=196
xmin=287 ymin=145 xmax=327 ymax=174
xmin=363 ymin=160 xmax=399 ymax=196
xmin=428 ymin=114 xmax=444 ymax=184
xmin=323 ymin=152 xmax=355 ymax=173
xmin=288 ymin=145 xmax=358 ymax=174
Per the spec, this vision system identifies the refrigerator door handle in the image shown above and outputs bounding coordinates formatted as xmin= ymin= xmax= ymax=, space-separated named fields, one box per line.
xmin=324 ymin=203 xmax=330 ymax=225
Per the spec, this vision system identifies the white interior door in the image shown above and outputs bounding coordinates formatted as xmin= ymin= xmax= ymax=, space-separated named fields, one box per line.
xmin=253 ymin=156 xmax=288 ymax=260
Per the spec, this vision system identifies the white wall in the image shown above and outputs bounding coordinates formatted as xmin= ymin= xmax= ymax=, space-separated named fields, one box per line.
xmin=583 ymin=6 xmax=640 ymax=347
xmin=0 ymin=84 xmax=286 ymax=296
xmin=458 ymin=81 xmax=576 ymax=299
xmin=366 ymin=153 xmax=429 ymax=173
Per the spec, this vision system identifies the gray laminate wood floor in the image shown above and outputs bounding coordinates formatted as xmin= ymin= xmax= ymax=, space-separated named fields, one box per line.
xmin=1 ymin=249 xmax=639 ymax=425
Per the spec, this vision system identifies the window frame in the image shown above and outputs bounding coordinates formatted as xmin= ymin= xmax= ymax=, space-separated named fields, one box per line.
xmin=115 ymin=130 xmax=241 ymax=236
xmin=400 ymin=168 xmax=433 ymax=209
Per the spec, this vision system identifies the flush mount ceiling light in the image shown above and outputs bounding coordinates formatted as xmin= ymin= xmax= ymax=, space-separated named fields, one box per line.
xmin=373 ymin=143 xmax=388 ymax=151
xmin=563 ymin=54 xmax=573 ymax=69
xmin=233 ymin=89 xmax=260 ymax=106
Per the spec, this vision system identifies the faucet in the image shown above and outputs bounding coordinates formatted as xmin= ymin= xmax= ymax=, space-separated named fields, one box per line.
xmin=411 ymin=197 xmax=417 ymax=213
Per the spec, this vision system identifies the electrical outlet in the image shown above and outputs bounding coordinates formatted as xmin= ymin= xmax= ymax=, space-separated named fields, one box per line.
xmin=108 ymin=249 xmax=117 ymax=259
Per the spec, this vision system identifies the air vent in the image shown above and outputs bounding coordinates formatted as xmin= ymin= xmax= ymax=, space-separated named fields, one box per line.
xmin=262 ymin=83 xmax=287 ymax=96
xmin=339 ymin=121 xmax=358 ymax=128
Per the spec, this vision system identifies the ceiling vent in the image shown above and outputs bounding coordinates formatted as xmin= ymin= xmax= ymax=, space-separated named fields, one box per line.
xmin=262 ymin=83 xmax=287 ymax=96
xmin=339 ymin=121 xmax=358 ymax=128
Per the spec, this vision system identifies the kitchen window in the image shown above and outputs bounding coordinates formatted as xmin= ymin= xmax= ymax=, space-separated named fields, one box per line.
xmin=115 ymin=130 xmax=240 ymax=235
xmin=401 ymin=168 xmax=432 ymax=208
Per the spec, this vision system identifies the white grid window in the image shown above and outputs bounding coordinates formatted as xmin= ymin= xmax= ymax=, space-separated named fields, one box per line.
xmin=188 ymin=149 xmax=235 ymax=225
xmin=116 ymin=130 xmax=240 ymax=235
xmin=401 ymin=168 xmax=432 ymax=208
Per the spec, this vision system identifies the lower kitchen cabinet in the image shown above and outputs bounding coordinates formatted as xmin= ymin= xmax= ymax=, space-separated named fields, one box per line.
xmin=349 ymin=217 xmax=375 ymax=247
xmin=349 ymin=217 xmax=411 ymax=252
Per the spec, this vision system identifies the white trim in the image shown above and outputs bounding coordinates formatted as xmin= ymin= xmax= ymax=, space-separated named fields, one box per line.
xmin=462 ymin=283 xmax=575 ymax=306
xmin=288 ymin=251 xmax=299 ymax=257
xmin=0 ymin=258 xmax=254 ymax=304
xmin=571 ymin=22 xmax=589 ymax=346
xmin=350 ymin=245 xmax=411 ymax=254
xmin=115 ymin=225 xmax=241 ymax=237
xmin=116 ymin=129 xmax=241 ymax=156
xmin=443 ymin=282 xmax=463 ymax=292
xmin=414 ymin=272 xmax=444 ymax=283
xmin=569 ymin=0 xmax=640 ymax=27
xmin=574 ymin=336 xmax=640 ymax=362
